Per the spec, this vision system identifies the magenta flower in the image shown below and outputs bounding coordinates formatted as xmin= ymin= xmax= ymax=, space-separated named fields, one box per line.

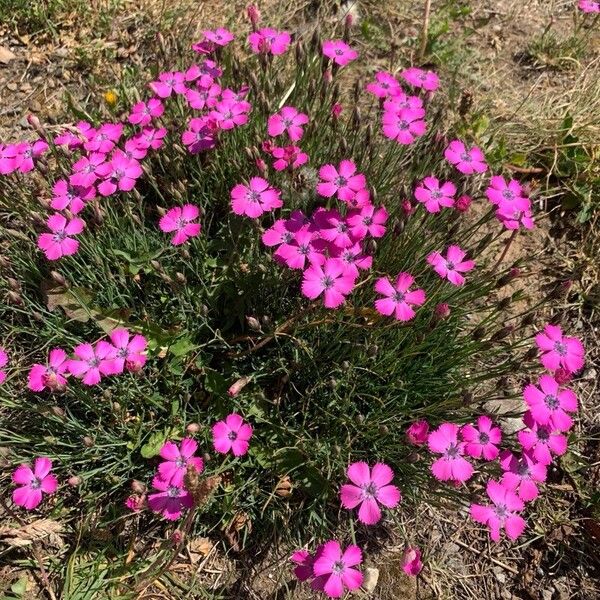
xmin=317 ymin=160 xmax=367 ymax=202
xmin=158 ymin=438 xmax=204 ymax=487
xmin=147 ymin=475 xmax=193 ymax=520
xmin=37 ymin=214 xmax=85 ymax=261
xmin=523 ymin=374 xmax=578 ymax=431
xmin=210 ymin=99 xmax=249 ymax=130
xmin=50 ymin=179 xmax=94 ymax=214
xmin=128 ymin=98 xmax=164 ymax=127
xmin=579 ymin=0 xmax=600 ymax=12
xmin=332 ymin=243 xmax=372 ymax=278
xmin=67 ymin=341 xmax=116 ymax=386
xmin=340 ymin=461 xmax=401 ymax=525
xmin=203 ymin=27 xmax=234 ymax=46
xmin=190 ymin=59 xmax=222 ymax=87
xmin=485 ymin=175 xmax=527 ymax=205
xmin=248 ymin=28 xmax=291 ymax=55
xmin=262 ymin=211 xmax=307 ymax=248
xmin=415 ymin=176 xmax=456 ymax=213
xmin=365 ymin=71 xmax=401 ymax=98
xmin=212 ymin=413 xmax=253 ymax=456
xmin=427 ymin=423 xmax=473 ymax=483
xmin=83 ymin=123 xmax=123 ymax=153
xmin=270 ymin=145 xmax=309 ymax=171
xmin=322 ymin=40 xmax=358 ymax=67
xmin=455 ymin=194 xmax=472 ymax=212
xmin=159 ymin=204 xmax=202 ymax=245
xmin=517 ymin=411 xmax=568 ymax=466
xmin=302 ymin=259 xmax=357 ymax=308
xmin=346 ymin=205 xmax=388 ymax=239
xmin=406 ymin=420 xmax=429 ymax=445
xmin=186 ymin=83 xmax=221 ymax=110
xmin=461 ymin=415 xmax=502 ymax=460
xmin=427 ymin=245 xmax=475 ymax=286
xmin=133 ymin=127 xmax=167 ymax=151
xmin=230 ymin=177 xmax=282 ymax=218
xmin=500 ymin=450 xmax=547 ymax=502
xmin=0 ymin=347 xmax=7 ymax=384
xmin=149 ymin=71 xmax=187 ymax=98
xmin=383 ymin=92 xmax=423 ymax=113
xmin=535 ymin=324 xmax=585 ymax=373
xmin=496 ymin=198 xmax=535 ymax=230
xmin=374 ymin=273 xmax=426 ymax=321
xmin=95 ymin=150 xmax=142 ymax=196
xmin=470 ymin=480 xmax=526 ymax=542
xmin=381 ymin=108 xmax=426 ymax=144
xmin=12 ymin=457 xmax=58 ymax=510
xmin=291 ymin=549 xmax=316 ymax=582
xmin=108 ymin=328 xmax=148 ymax=373
xmin=70 ymin=152 xmax=106 ymax=187
xmin=268 ymin=106 xmax=309 ymax=141
xmin=182 ymin=117 xmax=217 ymax=154
xmin=274 ymin=229 xmax=325 ymax=270
xmin=28 ymin=348 xmax=69 ymax=392
xmin=12 ymin=140 xmax=49 ymax=173
xmin=0 ymin=144 xmax=17 ymax=175
xmin=402 ymin=547 xmax=423 ymax=576
xmin=401 ymin=67 xmax=440 ymax=92
xmin=312 ymin=540 xmax=363 ymax=598
xmin=317 ymin=210 xmax=355 ymax=249
xmin=444 ymin=140 xmax=487 ymax=175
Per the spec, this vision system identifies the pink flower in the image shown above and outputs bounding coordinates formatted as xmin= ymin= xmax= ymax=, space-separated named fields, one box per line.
xmin=50 ymin=179 xmax=94 ymax=214
xmin=28 ymin=348 xmax=69 ymax=392
xmin=37 ymin=214 xmax=85 ymax=260
xmin=517 ymin=411 xmax=568 ymax=465
xmin=204 ymin=28 xmax=234 ymax=46
xmin=523 ymin=374 xmax=578 ymax=431
xmin=182 ymin=117 xmax=217 ymax=154
xmin=470 ymin=480 xmax=526 ymax=542
xmin=291 ymin=549 xmax=316 ymax=582
xmin=331 ymin=103 xmax=343 ymax=119
xmin=70 ymin=152 xmax=106 ymax=187
xmin=210 ymin=99 xmax=250 ymax=130
xmin=500 ymin=450 xmax=547 ymax=502
xmin=274 ymin=229 xmax=325 ymax=270
xmin=149 ymin=71 xmax=187 ymax=98
xmin=535 ymin=324 xmax=585 ymax=373
xmin=317 ymin=160 xmax=367 ymax=202
xmin=427 ymin=245 xmax=475 ymax=286
xmin=128 ymin=98 xmax=164 ymax=127
xmin=186 ymin=83 xmax=221 ymax=110
xmin=270 ymin=145 xmax=309 ymax=171
xmin=485 ymin=175 xmax=527 ymax=206
xmin=322 ymin=40 xmax=358 ymax=67
xmin=366 ymin=71 xmax=401 ymax=98
xmin=67 ymin=341 xmax=116 ymax=386
xmin=407 ymin=420 xmax=429 ymax=445
xmin=332 ymin=243 xmax=372 ymax=277
xmin=317 ymin=210 xmax=355 ymax=248
xmin=312 ymin=540 xmax=363 ymax=598
xmin=108 ymin=328 xmax=147 ymax=373
xmin=83 ymin=123 xmax=123 ymax=153
xmin=246 ymin=4 xmax=260 ymax=27
xmin=301 ymin=258 xmax=357 ymax=308
xmin=133 ymin=127 xmax=167 ymax=151
xmin=0 ymin=144 xmax=17 ymax=174
xmin=261 ymin=211 xmax=308 ymax=248
xmin=427 ymin=423 xmax=473 ymax=483
xmin=95 ymin=150 xmax=143 ymax=196
xmin=340 ymin=461 xmax=401 ymax=525
xmin=415 ymin=176 xmax=456 ymax=213
xmin=268 ymin=107 xmax=309 ymax=141
xmin=125 ymin=494 xmax=145 ymax=512
xmin=374 ymin=273 xmax=425 ymax=321
xmin=346 ymin=205 xmax=387 ymax=239
xmin=381 ymin=108 xmax=426 ymax=144
xmin=444 ymin=140 xmax=487 ymax=175
xmin=496 ymin=197 xmax=535 ymax=230
xmin=12 ymin=457 xmax=58 ymax=510
xmin=230 ymin=177 xmax=282 ymax=218
xmin=402 ymin=547 xmax=423 ymax=576
xmin=461 ymin=416 xmax=502 ymax=460
xmin=158 ymin=438 xmax=204 ymax=487
xmin=401 ymin=67 xmax=440 ymax=92
xmin=159 ymin=204 xmax=202 ymax=245
xmin=7 ymin=140 xmax=49 ymax=173
xmin=0 ymin=347 xmax=7 ymax=384
xmin=147 ymin=475 xmax=193 ymax=520
xmin=383 ymin=92 xmax=423 ymax=113
xmin=212 ymin=413 xmax=253 ymax=456
xmin=579 ymin=0 xmax=600 ymax=13
xmin=248 ymin=28 xmax=291 ymax=55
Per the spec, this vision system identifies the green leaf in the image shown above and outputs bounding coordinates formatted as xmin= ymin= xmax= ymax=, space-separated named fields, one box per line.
xmin=169 ymin=338 xmax=198 ymax=357
xmin=204 ymin=368 xmax=227 ymax=395
xmin=10 ymin=576 xmax=28 ymax=596
xmin=140 ymin=430 xmax=167 ymax=458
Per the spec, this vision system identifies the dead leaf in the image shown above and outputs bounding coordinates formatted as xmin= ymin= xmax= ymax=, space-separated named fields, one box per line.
xmin=188 ymin=537 xmax=213 ymax=563
xmin=0 ymin=519 xmax=64 ymax=549
xmin=275 ymin=475 xmax=293 ymax=497
xmin=224 ymin=512 xmax=251 ymax=552
xmin=0 ymin=46 xmax=16 ymax=64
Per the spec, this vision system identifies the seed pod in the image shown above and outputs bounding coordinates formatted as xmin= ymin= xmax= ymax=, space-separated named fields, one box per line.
xmin=490 ymin=325 xmax=514 ymax=342
xmin=83 ymin=436 xmax=94 ymax=447
xmin=150 ymin=260 xmax=162 ymax=271
xmin=186 ymin=423 xmax=201 ymax=434
xmin=497 ymin=297 xmax=511 ymax=310
xmin=228 ymin=376 xmax=250 ymax=397
xmin=7 ymin=291 xmax=23 ymax=305
xmin=131 ymin=479 xmax=147 ymax=494
xmin=521 ymin=313 xmax=536 ymax=327
xmin=0 ymin=256 xmax=10 ymax=269
xmin=50 ymin=406 xmax=65 ymax=418
xmin=275 ymin=475 xmax=293 ymax=497
xmin=68 ymin=476 xmax=82 ymax=487
xmin=524 ymin=347 xmax=538 ymax=361
xmin=7 ymin=277 xmax=20 ymax=292
xmin=175 ymin=272 xmax=187 ymax=284
xmin=379 ymin=425 xmax=389 ymax=435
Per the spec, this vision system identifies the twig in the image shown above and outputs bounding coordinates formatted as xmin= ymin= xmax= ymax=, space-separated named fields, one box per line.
xmin=419 ymin=0 xmax=432 ymax=61
xmin=31 ymin=543 xmax=57 ymax=600
xmin=453 ymin=539 xmax=519 ymax=575
xmin=493 ymin=229 xmax=518 ymax=272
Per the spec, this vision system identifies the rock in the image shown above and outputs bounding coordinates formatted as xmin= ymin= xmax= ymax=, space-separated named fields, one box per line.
xmin=0 ymin=45 xmax=16 ymax=64
xmin=492 ymin=566 xmax=506 ymax=584
xmin=362 ymin=567 xmax=379 ymax=594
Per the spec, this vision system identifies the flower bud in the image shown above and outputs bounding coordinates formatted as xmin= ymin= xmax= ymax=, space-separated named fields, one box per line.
xmin=50 ymin=405 xmax=65 ymax=418
xmin=82 ymin=436 xmax=94 ymax=447
xmin=7 ymin=291 xmax=23 ymax=305
xmin=7 ymin=277 xmax=20 ymax=292
xmin=472 ymin=326 xmax=486 ymax=340
xmin=186 ymin=423 xmax=201 ymax=434
xmin=331 ymin=103 xmax=343 ymax=119
xmin=491 ymin=324 xmax=514 ymax=342
xmin=131 ymin=479 xmax=147 ymax=494
xmin=68 ymin=475 xmax=82 ymax=487
xmin=521 ymin=313 xmax=536 ymax=327
xmin=554 ymin=368 xmax=573 ymax=384
xmin=255 ymin=158 xmax=267 ymax=175
xmin=228 ymin=376 xmax=250 ymax=397
xmin=175 ymin=272 xmax=187 ymax=284
xmin=246 ymin=4 xmax=260 ymax=28
xmin=434 ymin=302 xmax=450 ymax=320
xmin=401 ymin=200 xmax=414 ymax=216
xmin=406 ymin=420 xmax=429 ymax=445
xmin=378 ymin=424 xmax=389 ymax=435
xmin=455 ymin=195 xmax=471 ymax=212
xmin=524 ymin=347 xmax=538 ymax=361
xmin=496 ymin=268 xmax=521 ymax=288
xmin=275 ymin=475 xmax=293 ymax=497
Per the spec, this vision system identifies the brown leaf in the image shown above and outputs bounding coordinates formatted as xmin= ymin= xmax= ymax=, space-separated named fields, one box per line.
xmin=0 ymin=45 xmax=16 ymax=64
xmin=0 ymin=519 xmax=64 ymax=548
xmin=188 ymin=537 xmax=213 ymax=563
xmin=275 ymin=475 xmax=293 ymax=497
xmin=224 ymin=512 xmax=252 ymax=552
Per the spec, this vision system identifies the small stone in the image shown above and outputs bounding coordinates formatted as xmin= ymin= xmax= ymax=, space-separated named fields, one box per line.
xmin=362 ymin=567 xmax=379 ymax=593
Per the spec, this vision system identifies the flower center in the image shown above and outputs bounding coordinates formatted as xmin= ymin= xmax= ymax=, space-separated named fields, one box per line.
xmin=494 ymin=503 xmax=507 ymax=519
xmin=332 ymin=559 xmax=345 ymax=573
xmin=502 ymin=189 xmax=514 ymax=200
xmin=30 ymin=477 xmax=42 ymax=489
xmin=88 ymin=357 xmax=101 ymax=367
xmin=361 ymin=482 xmax=378 ymax=498
xmin=282 ymin=117 xmax=293 ymax=127
xmin=335 ymin=49 xmax=344 ymax=56
xmin=517 ymin=463 xmax=530 ymax=478
xmin=247 ymin=190 xmax=261 ymax=202
xmin=322 ymin=276 xmax=334 ymax=289
xmin=553 ymin=341 xmax=567 ymax=356
xmin=118 ymin=347 xmax=129 ymax=358
xmin=228 ymin=431 xmax=238 ymax=441
xmin=445 ymin=260 xmax=455 ymax=271
xmin=175 ymin=457 xmax=187 ymax=468
xmin=460 ymin=152 xmax=472 ymax=162
xmin=363 ymin=216 xmax=373 ymax=225
xmin=398 ymin=119 xmax=409 ymax=130
xmin=479 ymin=432 xmax=490 ymax=444
xmin=167 ymin=486 xmax=181 ymax=498
xmin=282 ymin=232 xmax=294 ymax=243
xmin=537 ymin=427 xmax=550 ymax=441
xmin=336 ymin=223 xmax=348 ymax=233
xmin=393 ymin=291 xmax=406 ymax=303
xmin=544 ymin=394 xmax=559 ymax=410
xmin=334 ymin=176 xmax=347 ymax=187
xmin=446 ymin=443 xmax=460 ymax=458
xmin=298 ymin=244 xmax=310 ymax=256
xmin=52 ymin=230 xmax=67 ymax=242
xmin=430 ymin=190 xmax=442 ymax=199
